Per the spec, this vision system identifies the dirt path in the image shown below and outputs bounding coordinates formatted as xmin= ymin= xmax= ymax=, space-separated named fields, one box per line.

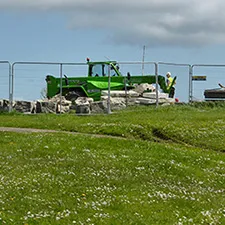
xmin=0 ymin=127 xmax=126 ymax=139
xmin=0 ymin=127 xmax=59 ymax=133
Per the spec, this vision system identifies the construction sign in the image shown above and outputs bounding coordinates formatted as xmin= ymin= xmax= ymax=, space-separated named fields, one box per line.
xmin=192 ymin=76 xmax=207 ymax=81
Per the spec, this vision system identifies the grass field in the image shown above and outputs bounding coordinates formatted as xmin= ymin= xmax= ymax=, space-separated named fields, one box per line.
xmin=0 ymin=104 xmax=225 ymax=224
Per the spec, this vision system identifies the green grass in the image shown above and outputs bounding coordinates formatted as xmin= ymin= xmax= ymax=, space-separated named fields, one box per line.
xmin=0 ymin=104 xmax=225 ymax=224
xmin=1 ymin=104 xmax=225 ymax=151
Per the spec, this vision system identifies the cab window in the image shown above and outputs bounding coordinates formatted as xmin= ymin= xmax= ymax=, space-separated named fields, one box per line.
xmin=90 ymin=63 xmax=119 ymax=77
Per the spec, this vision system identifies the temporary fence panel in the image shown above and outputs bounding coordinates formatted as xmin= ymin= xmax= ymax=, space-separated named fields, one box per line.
xmin=117 ymin=61 xmax=159 ymax=105
xmin=117 ymin=61 xmax=157 ymax=77
xmin=58 ymin=64 xmax=88 ymax=79
xmin=158 ymin=62 xmax=191 ymax=103
xmin=11 ymin=62 xmax=88 ymax=100
xmin=11 ymin=62 xmax=88 ymax=113
xmin=12 ymin=64 xmax=57 ymax=101
xmin=8 ymin=60 xmax=225 ymax=114
xmin=191 ymin=64 xmax=225 ymax=101
xmin=0 ymin=61 xmax=11 ymax=101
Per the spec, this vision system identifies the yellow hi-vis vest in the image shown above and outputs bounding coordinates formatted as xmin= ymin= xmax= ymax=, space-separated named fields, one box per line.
xmin=167 ymin=77 xmax=175 ymax=90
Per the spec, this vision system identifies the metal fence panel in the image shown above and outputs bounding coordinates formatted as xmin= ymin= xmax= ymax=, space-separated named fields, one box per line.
xmin=12 ymin=62 xmax=87 ymax=100
xmin=191 ymin=64 xmax=225 ymax=101
xmin=158 ymin=62 xmax=191 ymax=103
xmin=6 ymin=60 xmax=225 ymax=114
xmin=0 ymin=61 xmax=11 ymax=101
xmin=117 ymin=61 xmax=157 ymax=76
xmin=10 ymin=61 xmax=160 ymax=113
xmin=11 ymin=62 xmax=88 ymax=113
xmin=117 ymin=61 xmax=159 ymax=105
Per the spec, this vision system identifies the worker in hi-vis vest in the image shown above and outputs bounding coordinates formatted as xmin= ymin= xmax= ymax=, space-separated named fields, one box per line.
xmin=166 ymin=72 xmax=176 ymax=98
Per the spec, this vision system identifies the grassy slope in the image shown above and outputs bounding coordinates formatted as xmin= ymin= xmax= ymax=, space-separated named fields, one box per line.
xmin=0 ymin=105 xmax=225 ymax=224
xmin=1 ymin=104 xmax=225 ymax=151
xmin=0 ymin=132 xmax=224 ymax=224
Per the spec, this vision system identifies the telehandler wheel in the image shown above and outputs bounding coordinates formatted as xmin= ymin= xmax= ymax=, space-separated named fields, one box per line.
xmin=65 ymin=90 xmax=84 ymax=101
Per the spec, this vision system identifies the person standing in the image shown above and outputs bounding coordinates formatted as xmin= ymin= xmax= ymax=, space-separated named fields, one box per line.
xmin=166 ymin=72 xmax=176 ymax=98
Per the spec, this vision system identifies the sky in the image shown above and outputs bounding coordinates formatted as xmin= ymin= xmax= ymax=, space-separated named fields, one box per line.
xmin=1 ymin=0 xmax=225 ymax=102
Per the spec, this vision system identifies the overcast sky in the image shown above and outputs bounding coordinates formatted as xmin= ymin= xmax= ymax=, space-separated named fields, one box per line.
xmin=1 ymin=0 xmax=225 ymax=101
xmin=1 ymin=0 xmax=225 ymax=47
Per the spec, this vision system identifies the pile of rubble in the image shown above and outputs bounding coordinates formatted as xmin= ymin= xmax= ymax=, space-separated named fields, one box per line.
xmin=0 ymin=96 xmax=72 ymax=114
xmin=0 ymin=84 xmax=175 ymax=114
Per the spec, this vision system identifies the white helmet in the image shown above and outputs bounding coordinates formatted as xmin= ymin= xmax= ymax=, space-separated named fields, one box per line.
xmin=166 ymin=72 xmax=171 ymax=76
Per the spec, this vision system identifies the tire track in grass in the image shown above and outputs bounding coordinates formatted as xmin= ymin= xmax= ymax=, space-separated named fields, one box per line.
xmin=1 ymin=126 xmax=224 ymax=152
xmin=152 ymin=127 xmax=225 ymax=153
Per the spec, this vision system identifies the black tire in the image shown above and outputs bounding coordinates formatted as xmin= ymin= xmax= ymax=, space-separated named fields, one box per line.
xmin=65 ymin=90 xmax=85 ymax=101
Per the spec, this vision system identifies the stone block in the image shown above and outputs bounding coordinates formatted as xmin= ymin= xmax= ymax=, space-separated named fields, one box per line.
xmin=101 ymin=90 xmax=139 ymax=97
xmin=142 ymin=92 xmax=169 ymax=99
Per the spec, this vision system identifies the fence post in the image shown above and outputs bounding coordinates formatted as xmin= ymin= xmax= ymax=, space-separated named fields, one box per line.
xmin=8 ymin=62 xmax=12 ymax=112
xmin=59 ymin=63 xmax=63 ymax=114
xmin=10 ymin=62 xmax=16 ymax=112
xmin=0 ymin=61 xmax=11 ymax=112
xmin=124 ymin=77 xmax=128 ymax=107
xmin=189 ymin=65 xmax=193 ymax=102
xmin=154 ymin=63 xmax=159 ymax=107
xmin=107 ymin=64 xmax=111 ymax=114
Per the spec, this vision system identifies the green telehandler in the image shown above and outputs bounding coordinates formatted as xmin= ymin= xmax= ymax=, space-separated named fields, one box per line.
xmin=45 ymin=59 xmax=174 ymax=101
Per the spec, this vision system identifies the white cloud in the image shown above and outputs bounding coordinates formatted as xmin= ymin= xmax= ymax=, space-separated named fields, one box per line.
xmin=1 ymin=0 xmax=225 ymax=47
